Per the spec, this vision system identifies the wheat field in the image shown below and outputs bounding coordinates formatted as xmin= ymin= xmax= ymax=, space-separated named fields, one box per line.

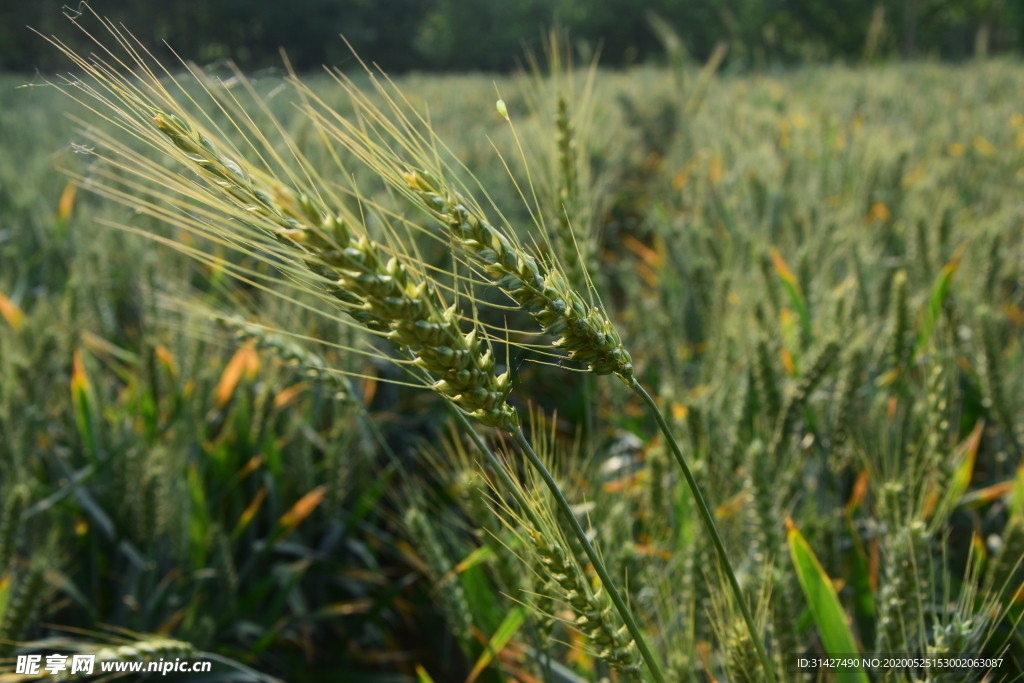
xmin=3 ymin=22 xmax=1024 ymax=682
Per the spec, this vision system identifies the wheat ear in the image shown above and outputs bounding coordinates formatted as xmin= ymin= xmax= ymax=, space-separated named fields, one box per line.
xmin=404 ymin=170 xmax=634 ymax=381
xmin=149 ymin=109 xmax=666 ymax=679
xmin=0 ymin=561 xmax=45 ymax=655
xmin=404 ymin=166 xmax=774 ymax=682
xmin=144 ymin=112 xmax=518 ymax=430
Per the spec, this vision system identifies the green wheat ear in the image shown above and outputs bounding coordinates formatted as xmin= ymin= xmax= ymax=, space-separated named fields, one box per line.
xmin=0 ymin=560 xmax=46 ymax=655
xmin=551 ymin=95 xmax=589 ymax=293
xmin=404 ymin=502 xmax=475 ymax=654
xmin=0 ymin=484 xmax=28 ymax=574
xmin=405 ymin=170 xmax=634 ymax=381
xmin=528 ymin=528 xmax=643 ymax=680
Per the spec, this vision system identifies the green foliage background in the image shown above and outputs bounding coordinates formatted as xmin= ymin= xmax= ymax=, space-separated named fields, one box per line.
xmin=1 ymin=0 xmax=1023 ymax=73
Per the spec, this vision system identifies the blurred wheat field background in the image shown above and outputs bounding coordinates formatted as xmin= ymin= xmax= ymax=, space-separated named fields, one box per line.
xmin=4 ymin=24 xmax=1024 ymax=682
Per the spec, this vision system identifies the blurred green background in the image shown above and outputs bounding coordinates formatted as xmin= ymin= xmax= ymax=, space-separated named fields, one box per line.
xmin=3 ymin=0 xmax=1023 ymax=73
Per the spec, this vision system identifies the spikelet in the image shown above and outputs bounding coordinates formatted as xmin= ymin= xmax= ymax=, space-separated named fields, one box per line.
xmin=749 ymin=441 xmax=804 ymax=675
xmin=404 ymin=170 xmax=634 ymax=382
xmin=45 ymin=636 xmax=205 ymax=681
xmin=914 ymin=219 xmax=932 ymax=280
xmin=552 ymin=95 xmax=588 ymax=292
xmin=832 ymin=348 xmax=864 ymax=454
xmin=0 ymin=485 xmax=27 ymax=574
xmin=711 ymin=603 xmax=766 ymax=683
xmin=937 ymin=207 xmax=953 ymax=265
xmin=755 ymin=339 xmax=783 ymax=426
xmin=746 ymin=441 xmax=780 ymax=584
xmin=771 ymin=341 xmax=840 ymax=459
xmin=528 ymin=529 xmax=642 ymax=680
xmin=143 ymin=110 xmax=518 ymax=429
xmin=984 ymin=234 xmax=1002 ymax=303
xmin=888 ymin=270 xmax=908 ymax=370
xmin=876 ymin=520 xmax=930 ymax=655
xmin=681 ymin=496 xmax=715 ymax=646
xmin=727 ymin=369 xmax=758 ymax=473
xmin=770 ymin=560 xmax=802 ymax=679
xmin=0 ymin=562 xmax=46 ymax=655
xmin=759 ymin=253 xmax=782 ymax=314
xmin=211 ymin=524 xmax=238 ymax=614
xmin=226 ymin=318 xmax=349 ymax=400
xmin=529 ymin=554 xmax=557 ymax=646
xmin=404 ymin=504 xmax=474 ymax=651
xmin=926 ymin=613 xmax=988 ymax=683
xmin=920 ymin=359 xmax=951 ymax=488
xmin=980 ymin=309 xmax=1019 ymax=454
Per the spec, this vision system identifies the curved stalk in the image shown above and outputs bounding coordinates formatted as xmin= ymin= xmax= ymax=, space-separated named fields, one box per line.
xmin=632 ymin=382 xmax=776 ymax=683
xmin=447 ymin=404 xmax=665 ymax=682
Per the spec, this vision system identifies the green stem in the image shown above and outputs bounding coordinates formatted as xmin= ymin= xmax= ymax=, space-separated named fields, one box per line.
xmin=509 ymin=426 xmax=668 ymax=683
xmin=443 ymin=407 xmax=557 ymax=683
xmin=446 ymin=406 xmax=543 ymax=531
xmin=633 ymin=382 xmax=777 ymax=683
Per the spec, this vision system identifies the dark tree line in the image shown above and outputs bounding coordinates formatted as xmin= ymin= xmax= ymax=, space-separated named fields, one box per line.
xmin=1 ymin=0 xmax=1020 ymax=73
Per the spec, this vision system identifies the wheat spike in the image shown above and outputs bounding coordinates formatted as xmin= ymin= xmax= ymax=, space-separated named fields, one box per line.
xmin=405 ymin=170 xmax=634 ymax=381
xmin=551 ymin=95 xmax=588 ymax=292
xmin=528 ymin=529 xmax=642 ymax=680
xmin=0 ymin=561 xmax=46 ymax=655
xmin=405 ymin=503 xmax=475 ymax=652
xmin=145 ymin=112 xmax=518 ymax=429
xmin=0 ymin=484 xmax=27 ymax=574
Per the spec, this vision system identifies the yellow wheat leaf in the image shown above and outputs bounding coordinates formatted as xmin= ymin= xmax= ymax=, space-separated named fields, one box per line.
xmin=235 ymin=454 xmax=266 ymax=481
xmin=715 ymin=490 xmax=748 ymax=520
xmin=948 ymin=142 xmax=965 ymax=157
xmin=71 ymin=348 xmax=90 ymax=393
xmin=233 ymin=485 xmax=267 ymax=539
xmin=622 ymin=234 xmax=664 ymax=268
xmin=864 ymin=201 xmax=891 ymax=223
xmin=274 ymin=382 xmax=309 ymax=409
xmin=57 ymin=181 xmax=78 ymax=222
xmin=769 ymin=247 xmax=799 ymax=289
xmin=280 ymin=485 xmax=328 ymax=532
xmin=846 ymin=468 xmax=870 ymax=514
xmin=155 ymin=345 xmax=178 ymax=380
xmin=0 ymin=291 xmax=25 ymax=331
xmin=214 ymin=340 xmax=258 ymax=408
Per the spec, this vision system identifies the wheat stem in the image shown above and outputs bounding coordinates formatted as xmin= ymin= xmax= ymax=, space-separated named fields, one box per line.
xmin=633 ymin=382 xmax=777 ymax=683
